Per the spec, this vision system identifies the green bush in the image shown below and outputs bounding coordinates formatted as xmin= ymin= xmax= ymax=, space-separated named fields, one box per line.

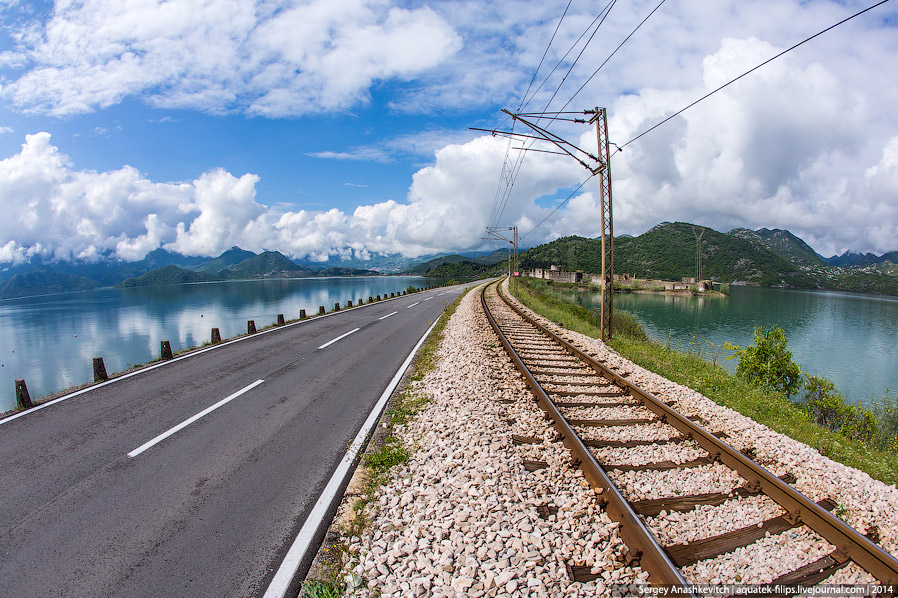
xmin=719 ymin=283 xmax=730 ymax=295
xmin=611 ymin=309 xmax=649 ymax=342
xmin=870 ymin=392 xmax=898 ymax=453
xmin=729 ymin=325 xmax=802 ymax=398
xmin=801 ymin=374 xmax=876 ymax=443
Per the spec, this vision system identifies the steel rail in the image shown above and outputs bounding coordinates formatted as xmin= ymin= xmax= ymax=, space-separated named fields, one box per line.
xmin=495 ymin=281 xmax=898 ymax=585
xmin=480 ymin=282 xmax=696 ymax=593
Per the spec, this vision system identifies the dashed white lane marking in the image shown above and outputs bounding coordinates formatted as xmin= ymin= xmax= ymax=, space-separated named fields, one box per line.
xmin=127 ymin=379 xmax=264 ymax=458
xmin=318 ymin=328 xmax=361 ymax=349
xmin=406 ymin=302 xmax=419 ymax=308
xmin=379 ymin=311 xmax=399 ymax=320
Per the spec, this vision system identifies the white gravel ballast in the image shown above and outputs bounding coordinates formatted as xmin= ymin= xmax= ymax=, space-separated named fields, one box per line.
xmin=333 ymin=282 xmax=898 ymax=597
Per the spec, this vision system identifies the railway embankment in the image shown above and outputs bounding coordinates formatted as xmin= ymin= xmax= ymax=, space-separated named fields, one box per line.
xmin=310 ymin=279 xmax=897 ymax=597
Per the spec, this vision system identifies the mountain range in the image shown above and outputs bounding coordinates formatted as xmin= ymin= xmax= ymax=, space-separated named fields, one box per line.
xmin=0 ymin=249 xmax=382 ymax=299
xmin=2 ymin=225 xmax=896 ymax=299
xmin=520 ymin=222 xmax=898 ymax=295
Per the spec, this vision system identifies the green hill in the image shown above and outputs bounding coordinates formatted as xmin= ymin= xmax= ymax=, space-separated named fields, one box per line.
xmin=220 ymin=251 xmax=311 ymax=279
xmin=520 ymin=223 xmax=898 ymax=295
xmin=521 ymin=223 xmax=816 ymax=287
xmin=0 ymin=270 xmax=100 ymax=299
xmin=194 ymin=247 xmax=256 ymax=273
xmin=410 ymin=251 xmax=508 ymax=275
xmin=751 ymin=228 xmax=826 ymax=267
xmin=422 ymin=260 xmax=504 ymax=279
xmin=116 ymin=265 xmax=219 ymax=288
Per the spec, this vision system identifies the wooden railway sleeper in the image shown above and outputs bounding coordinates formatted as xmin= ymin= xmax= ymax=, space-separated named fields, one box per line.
xmin=482 ymin=282 xmax=697 ymax=594
xmin=491 ymin=280 xmax=898 ymax=586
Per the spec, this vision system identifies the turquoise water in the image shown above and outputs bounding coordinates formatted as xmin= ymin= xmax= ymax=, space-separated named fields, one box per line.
xmin=0 ymin=276 xmax=431 ymax=412
xmin=565 ymin=285 xmax=898 ymax=406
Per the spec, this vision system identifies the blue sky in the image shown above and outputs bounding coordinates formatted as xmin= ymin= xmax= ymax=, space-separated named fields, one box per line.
xmin=1 ymin=0 xmax=897 ymax=265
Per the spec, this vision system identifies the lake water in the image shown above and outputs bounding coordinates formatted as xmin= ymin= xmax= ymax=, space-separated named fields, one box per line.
xmin=0 ymin=276 xmax=432 ymax=412
xmin=564 ymin=285 xmax=898 ymax=407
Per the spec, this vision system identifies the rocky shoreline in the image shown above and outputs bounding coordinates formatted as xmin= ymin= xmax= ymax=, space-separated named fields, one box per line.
xmin=314 ymin=280 xmax=897 ymax=597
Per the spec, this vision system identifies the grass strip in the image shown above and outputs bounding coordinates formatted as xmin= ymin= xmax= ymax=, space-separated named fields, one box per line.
xmin=510 ymin=277 xmax=897 ymax=486
xmin=301 ymin=283 xmax=475 ymax=596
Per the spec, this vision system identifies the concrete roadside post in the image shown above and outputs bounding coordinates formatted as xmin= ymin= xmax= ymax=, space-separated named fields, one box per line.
xmin=161 ymin=341 xmax=173 ymax=360
xmin=211 ymin=328 xmax=221 ymax=344
xmin=277 ymin=314 xmax=285 ymax=326
xmin=300 ymin=309 xmax=307 ymax=319
xmin=248 ymin=320 xmax=257 ymax=334
xmin=93 ymin=357 xmax=108 ymax=382
xmin=15 ymin=379 xmax=32 ymax=410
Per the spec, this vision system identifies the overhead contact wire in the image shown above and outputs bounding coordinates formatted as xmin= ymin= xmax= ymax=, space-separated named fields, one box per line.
xmin=620 ymin=0 xmax=894 ymax=151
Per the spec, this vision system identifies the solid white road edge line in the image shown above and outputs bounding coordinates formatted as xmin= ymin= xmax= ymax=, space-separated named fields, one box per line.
xmin=379 ymin=311 xmax=399 ymax=320
xmin=262 ymin=315 xmax=444 ymax=598
xmin=127 ymin=379 xmax=264 ymax=458
xmin=406 ymin=302 xmax=419 ymax=308
xmin=317 ymin=327 xmax=361 ymax=349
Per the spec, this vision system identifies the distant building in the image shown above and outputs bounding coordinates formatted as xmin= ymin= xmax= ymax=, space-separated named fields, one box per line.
xmin=523 ymin=265 xmax=583 ymax=283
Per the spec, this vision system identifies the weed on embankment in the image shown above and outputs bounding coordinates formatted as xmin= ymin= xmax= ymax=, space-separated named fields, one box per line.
xmin=511 ymin=277 xmax=898 ymax=486
xmin=301 ymin=285 xmax=473 ymax=596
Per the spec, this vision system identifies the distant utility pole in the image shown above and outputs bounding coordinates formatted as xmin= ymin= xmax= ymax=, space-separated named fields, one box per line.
xmin=483 ymin=226 xmax=518 ymax=288
xmin=693 ymin=227 xmax=704 ymax=283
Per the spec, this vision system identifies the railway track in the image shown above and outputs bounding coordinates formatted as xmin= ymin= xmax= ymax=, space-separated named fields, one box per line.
xmin=482 ymin=279 xmax=898 ymax=596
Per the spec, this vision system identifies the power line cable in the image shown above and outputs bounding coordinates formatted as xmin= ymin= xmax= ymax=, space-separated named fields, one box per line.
xmin=517 ymin=0 xmax=574 ymax=113
xmin=560 ymin=0 xmax=668 ymax=111
xmin=519 ymin=0 xmax=616 ymax=114
xmin=620 ymin=0 xmax=893 ymax=151
xmin=493 ymin=0 xmax=617 ymax=228
xmin=499 ymin=0 xmax=660 ymax=230
xmin=521 ymin=175 xmax=595 ymax=240
xmin=489 ymin=0 xmax=575 ymax=228
xmin=493 ymin=0 xmax=616 ymax=228
xmin=503 ymin=0 xmax=893 ymax=240
xmin=530 ymin=0 xmax=619 ymax=116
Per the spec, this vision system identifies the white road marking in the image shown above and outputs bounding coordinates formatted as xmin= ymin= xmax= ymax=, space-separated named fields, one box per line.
xmin=318 ymin=327 xmax=360 ymax=349
xmin=0 ymin=292 xmax=377 ymax=426
xmin=406 ymin=302 xmax=419 ymax=308
xmin=379 ymin=311 xmax=398 ymax=320
xmin=262 ymin=316 xmax=443 ymax=598
xmin=424 ymin=296 xmax=433 ymax=301
xmin=127 ymin=379 xmax=264 ymax=458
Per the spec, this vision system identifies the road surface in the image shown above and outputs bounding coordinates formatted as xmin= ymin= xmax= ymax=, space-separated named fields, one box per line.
xmin=0 ymin=283 xmax=472 ymax=598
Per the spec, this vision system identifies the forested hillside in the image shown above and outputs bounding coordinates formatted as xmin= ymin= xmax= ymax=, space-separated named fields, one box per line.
xmin=519 ymin=222 xmax=898 ymax=294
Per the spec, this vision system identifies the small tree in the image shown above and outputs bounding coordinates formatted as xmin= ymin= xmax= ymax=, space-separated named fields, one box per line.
xmin=730 ymin=325 xmax=802 ymax=398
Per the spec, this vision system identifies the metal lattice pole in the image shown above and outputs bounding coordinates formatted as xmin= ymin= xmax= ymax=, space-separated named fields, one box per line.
xmin=591 ymin=107 xmax=614 ymax=342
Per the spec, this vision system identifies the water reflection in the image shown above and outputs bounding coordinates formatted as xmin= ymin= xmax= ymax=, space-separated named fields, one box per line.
xmin=0 ymin=276 xmax=431 ymax=411
xmin=567 ymin=285 xmax=898 ymax=406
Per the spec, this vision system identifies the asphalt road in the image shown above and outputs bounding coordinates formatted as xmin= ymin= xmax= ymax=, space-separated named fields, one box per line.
xmin=0 ymin=283 xmax=472 ymax=598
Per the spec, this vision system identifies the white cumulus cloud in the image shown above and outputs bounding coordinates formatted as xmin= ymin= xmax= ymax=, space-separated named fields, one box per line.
xmin=591 ymin=36 xmax=898 ymax=256
xmin=0 ymin=132 xmax=585 ymax=264
xmin=2 ymin=0 xmax=461 ymax=116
